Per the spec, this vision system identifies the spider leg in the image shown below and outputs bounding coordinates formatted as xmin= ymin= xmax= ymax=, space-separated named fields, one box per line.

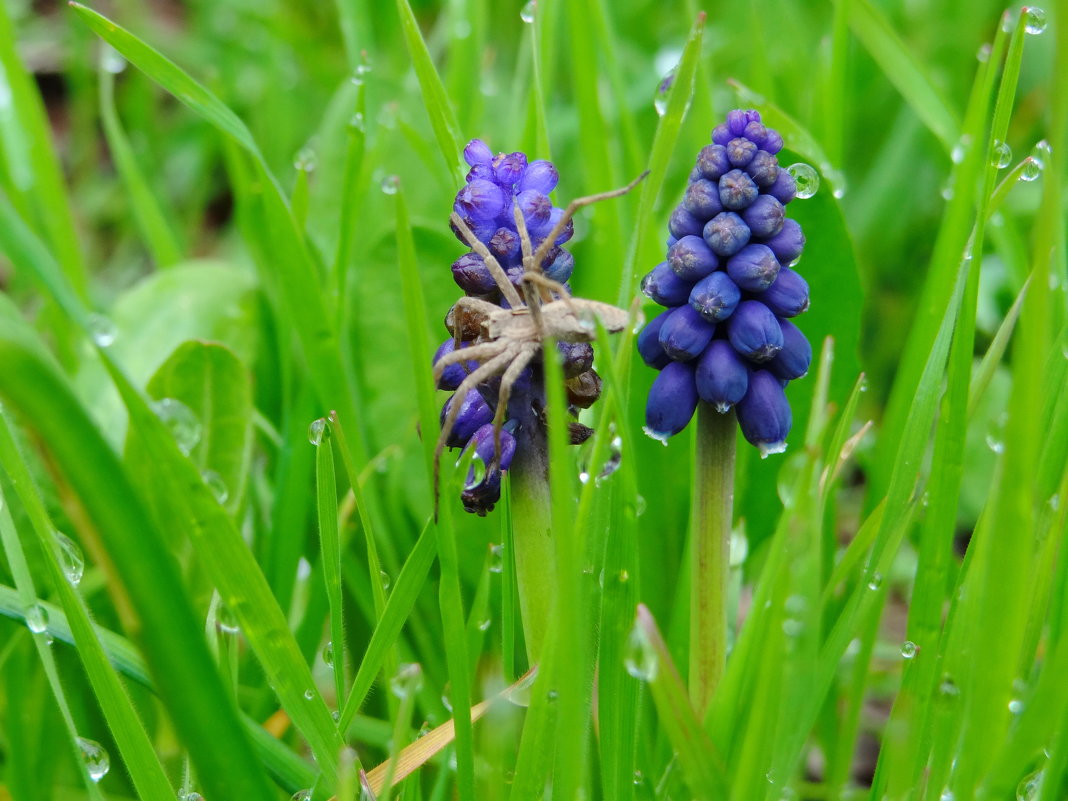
xmin=488 ymin=342 xmax=539 ymax=472
xmin=434 ymin=347 xmax=516 ymax=518
xmin=449 ymin=212 xmax=525 ymax=309
xmin=511 ymin=202 xmax=548 ymax=332
xmin=529 ymin=170 xmax=650 ymax=275
xmin=433 ymin=340 xmax=507 ymax=387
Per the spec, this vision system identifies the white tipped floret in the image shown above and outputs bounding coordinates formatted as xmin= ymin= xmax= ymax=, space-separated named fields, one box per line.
xmin=758 ymin=440 xmax=788 ymax=459
xmin=642 ymin=426 xmax=671 ymax=446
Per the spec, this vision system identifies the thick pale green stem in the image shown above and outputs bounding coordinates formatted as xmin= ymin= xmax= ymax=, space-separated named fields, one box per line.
xmin=689 ymin=403 xmax=736 ymax=715
xmin=509 ymin=431 xmax=555 ymax=664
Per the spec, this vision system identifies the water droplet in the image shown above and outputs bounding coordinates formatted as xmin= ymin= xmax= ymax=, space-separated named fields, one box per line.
xmin=178 ymin=793 xmax=205 ymax=801
xmin=832 ymin=186 xmax=845 ymax=199
xmin=578 ymin=470 xmax=590 ymax=484
xmin=729 ymin=528 xmax=749 ymax=566
xmin=941 ymin=182 xmax=955 ymax=200
xmin=55 ymin=532 xmax=84 ymax=586
xmin=1049 ymin=493 xmax=1061 ymax=511
xmin=1031 ymin=139 xmax=1052 ymax=169
xmin=488 ymin=543 xmax=504 ymax=573
xmin=546 ymin=689 xmax=559 ymax=701
xmin=867 ymin=572 xmax=883 ymax=591
xmin=991 ymin=140 xmax=1012 ymax=169
xmin=1008 ymin=697 xmax=1024 ymax=714
xmin=624 ymin=621 xmax=659 ymax=680
xmin=152 ymin=398 xmax=202 ymax=456
xmin=216 ymin=604 xmax=240 ymax=634
xmin=441 ymin=691 xmax=453 ymax=712
xmin=390 ymin=662 xmax=423 ymax=700
xmin=940 ymin=789 xmax=955 ymax=801
xmin=464 ymin=453 xmax=487 ymax=489
xmin=1017 ymin=769 xmax=1043 ymax=800
xmin=308 ymin=418 xmax=328 ymax=445
xmin=597 ymin=437 xmax=623 ymax=481
xmin=380 ymin=175 xmax=399 ymax=194
xmin=782 ymin=618 xmax=804 ymax=637
xmin=1021 ymin=157 xmax=1042 ymax=182
xmin=635 ymin=494 xmax=647 ymax=516
xmin=292 ymin=791 xmax=312 ymax=801
xmin=201 ymin=470 xmax=229 ymax=504
xmin=642 ymin=426 xmax=670 ymax=446
xmin=786 ymin=163 xmax=820 ymax=198
xmin=653 ymin=67 xmax=676 ymax=116
xmin=520 ymin=0 xmax=536 ymax=23
xmin=76 ymin=737 xmax=110 ymax=782
xmin=1022 ymin=6 xmax=1047 ymax=34
xmin=478 ymin=618 xmax=491 ymax=631
xmin=86 ymin=313 xmax=116 ymax=347
xmin=976 ymin=42 xmax=992 ymax=62
xmin=986 ymin=413 xmax=1007 ymax=454
xmin=100 ymin=44 xmax=126 ymax=73
xmin=939 ymin=674 xmax=960 ymax=697
xmin=348 ymin=112 xmax=365 ymax=133
xmin=951 ymin=139 xmax=967 ymax=164
xmin=379 ymin=570 xmax=391 ymax=591
xmin=25 ymin=603 xmax=48 ymax=634
xmin=294 ymin=146 xmax=317 ymax=173
xmin=331 ymin=710 xmax=340 ymax=722
xmin=323 ymin=641 xmax=335 ymax=667
xmin=901 ymin=640 xmax=918 ymax=659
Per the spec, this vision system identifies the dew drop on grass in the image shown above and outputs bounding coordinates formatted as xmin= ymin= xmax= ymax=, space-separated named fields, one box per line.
xmin=520 ymin=0 xmax=536 ymax=23
xmin=202 ymin=470 xmax=229 ymax=504
xmin=380 ymin=174 xmax=399 ymax=194
xmin=939 ymin=673 xmax=960 ymax=697
xmin=1022 ymin=6 xmax=1047 ymax=34
xmin=323 ymin=641 xmax=335 ymax=668
xmin=1030 ymin=139 xmax=1052 ymax=169
xmin=379 ymin=569 xmax=391 ymax=591
xmin=901 ymin=640 xmax=918 ymax=659
xmin=867 ymin=572 xmax=883 ymax=591
xmin=390 ymin=662 xmax=423 ymax=700
xmin=308 ymin=417 xmax=328 ymax=445
xmin=303 ymin=689 xmax=314 ymax=700
xmin=294 ymin=146 xmax=317 ymax=173
xmin=578 ymin=470 xmax=590 ymax=484
xmin=178 ymin=793 xmax=205 ymax=801
xmin=1017 ymin=769 xmax=1043 ymax=800
xmin=786 ymin=163 xmax=819 ymax=198
xmin=633 ymin=770 xmax=644 ymax=786
xmin=488 ymin=543 xmax=504 ymax=573
xmin=653 ymin=67 xmax=676 ymax=116
xmin=55 ymin=532 xmax=84 ymax=586
xmin=1020 ymin=156 xmax=1042 ymax=182
xmin=25 ymin=603 xmax=48 ymax=634
xmin=100 ymin=44 xmax=127 ymax=73
xmin=152 ymin=398 xmax=202 ymax=455
xmin=623 ymin=620 xmax=658 ymax=681
xmin=991 ymin=140 xmax=1012 ymax=169
xmin=291 ymin=791 xmax=312 ymax=801
xmin=976 ymin=42 xmax=992 ymax=62
xmin=597 ymin=436 xmax=623 ymax=481
xmin=478 ymin=618 xmax=491 ymax=632
xmin=76 ymin=736 xmax=110 ymax=782
xmin=216 ymin=603 xmax=240 ymax=634
xmin=86 ymin=313 xmax=116 ymax=347
xmin=1008 ymin=697 xmax=1024 ymax=714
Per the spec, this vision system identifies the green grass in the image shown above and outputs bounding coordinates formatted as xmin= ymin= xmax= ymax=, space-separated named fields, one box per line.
xmin=0 ymin=0 xmax=1065 ymax=799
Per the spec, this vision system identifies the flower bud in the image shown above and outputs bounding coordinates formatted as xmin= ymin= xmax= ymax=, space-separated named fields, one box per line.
xmin=463 ymin=139 xmax=493 ymax=167
xmin=669 ymin=235 xmax=719 ymax=281
xmin=726 ymin=244 xmax=781 ymax=292
xmin=736 ymin=369 xmax=791 ymax=455
xmin=516 ymin=189 xmax=552 ymax=229
xmin=696 ymin=339 xmax=749 ymax=411
xmin=726 ymin=137 xmax=758 ymax=168
xmin=543 ymin=207 xmax=574 ymax=245
xmin=669 ymin=204 xmax=705 ymax=239
xmin=689 ymin=271 xmax=741 ymax=322
xmin=450 ymin=214 xmax=496 ymax=245
xmin=762 ymin=218 xmax=805 ymax=263
xmin=558 ymin=341 xmax=594 ymax=378
xmin=638 ymin=308 xmax=672 ymax=369
xmin=696 ymin=144 xmax=731 ymax=181
xmin=684 ymin=178 xmax=724 ymax=220
xmin=741 ymin=195 xmax=784 ymax=239
xmin=441 ymin=391 xmax=494 ymax=447
xmin=745 ymin=150 xmax=779 ymax=187
xmin=466 ymin=163 xmax=495 ymax=182
xmin=703 ymin=212 xmax=751 ymax=257
xmin=743 ymin=120 xmax=768 ymax=147
xmin=658 ymin=304 xmax=716 ymax=361
xmin=489 ymin=227 xmax=521 ymax=264
xmin=641 ymin=261 xmax=694 ymax=307
xmin=719 ymin=169 xmax=759 ymax=210
xmin=766 ymin=167 xmax=796 ymax=204
xmin=566 ymin=369 xmax=603 ymax=408
xmin=451 ymin=252 xmax=496 ymax=294
xmin=766 ymin=319 xmax=811 ymax=380
xmin=711 ymin=124 xmax=732 ymax=145
xmin=726 ymin=300 xmax=783 ymax=362
xmin=760 ymin=129 xmax=784 ymax=154
xmin=518 ymin=159 xmax=559 ymax=194
xmin=644 ymin=361 xmax=699 ymax=441
xmin=455 ymin=179 xmax=506 ymax=220
xmin=434 ymin=338 xmax=476 ymax=390
xmin=466 ymin=423 xmax=517 ymax=472
xmin=761 ymin=267 xmax=809 ymax=317
xmin=544 ymin=247 xmax=575 ymax=283
xmin=494 ymin=152 xmax=528 ymax=186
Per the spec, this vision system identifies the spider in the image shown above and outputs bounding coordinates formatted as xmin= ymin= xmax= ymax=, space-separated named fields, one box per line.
xmin=432 ymin=170 xmax=648 ymax=511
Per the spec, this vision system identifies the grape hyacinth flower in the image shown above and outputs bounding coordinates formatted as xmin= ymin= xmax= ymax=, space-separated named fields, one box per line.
xmin=639 ymin=109 xmax=812 ymax=456
xmin=434 ymin=140 xmax=606 ymax=516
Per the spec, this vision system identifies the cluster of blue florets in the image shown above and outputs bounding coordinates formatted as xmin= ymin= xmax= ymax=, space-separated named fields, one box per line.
xmin=639 ymin=110 xmax=812 ymax=455
xmin=433 ymin=141 xmax=599 ymax=514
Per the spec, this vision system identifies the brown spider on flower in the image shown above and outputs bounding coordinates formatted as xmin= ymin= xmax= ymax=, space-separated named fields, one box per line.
xmin=431 ymin=171 xmax=648 ymax=510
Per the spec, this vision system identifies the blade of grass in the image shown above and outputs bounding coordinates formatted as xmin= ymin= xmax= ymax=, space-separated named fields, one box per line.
xmin=0 ymin=412 xmax=175 ymax=800
xmin=616 ymin=11 xmax=705 ymax=306
xmin=0 ymin=322 xmax=275 ymax=800
xmin=316 ymin=424 xmax=347 ymax=711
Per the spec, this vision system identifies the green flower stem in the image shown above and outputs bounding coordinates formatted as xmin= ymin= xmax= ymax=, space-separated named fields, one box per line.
xmin=690 ymin=403 xmax=736 ymax=715
xmin=509 ymin=430 xmax=555 ymax=664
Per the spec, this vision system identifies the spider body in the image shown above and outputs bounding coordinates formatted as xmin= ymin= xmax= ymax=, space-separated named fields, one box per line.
xmin=432 ymin=171 xmax=647 ymax=514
